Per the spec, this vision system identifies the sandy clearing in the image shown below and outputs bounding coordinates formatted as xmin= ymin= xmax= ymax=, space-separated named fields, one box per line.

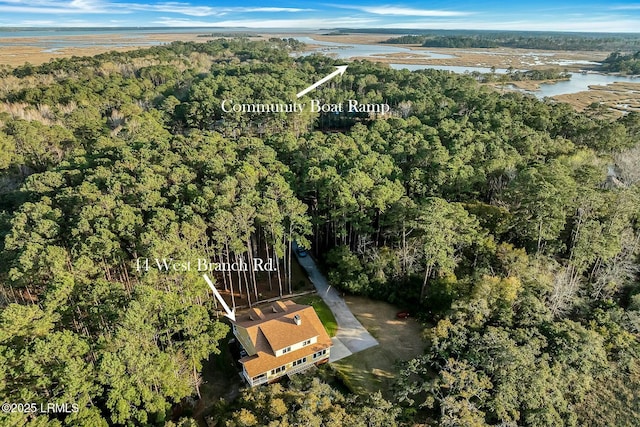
xmin=332 ymin=295 xmax=426 ymax=398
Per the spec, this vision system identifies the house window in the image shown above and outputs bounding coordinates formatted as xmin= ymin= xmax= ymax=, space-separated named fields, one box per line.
xmin=293 ymin=357 xmax=307 ymax=367
xmin=270 ymin=365 xmax=286 ymax=375
xmin=313 ymin=349 xmax=327 ymax=359
xmin=252 ymin=373 xmax=267 ymax=382
xmin=302 ymin=339 xmax=311 ymax=346
xmin=281 ymin=346 xmax=292 ymax=354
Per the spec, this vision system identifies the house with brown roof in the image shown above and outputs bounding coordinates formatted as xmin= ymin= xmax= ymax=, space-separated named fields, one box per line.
xmin=231 ymin=300 xmax=332 ymax=386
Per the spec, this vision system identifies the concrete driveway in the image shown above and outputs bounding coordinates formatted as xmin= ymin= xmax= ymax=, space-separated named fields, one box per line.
xmin=294 ymin=243 xmax=378 ymax=361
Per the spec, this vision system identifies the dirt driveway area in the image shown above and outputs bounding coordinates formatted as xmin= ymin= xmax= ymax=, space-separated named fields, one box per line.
xmin=332 ymin=296 xmax=426 ymax=399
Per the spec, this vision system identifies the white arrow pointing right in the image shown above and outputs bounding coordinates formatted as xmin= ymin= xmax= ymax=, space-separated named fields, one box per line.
xmin=296 ymin=65 xmax=348 ymax=98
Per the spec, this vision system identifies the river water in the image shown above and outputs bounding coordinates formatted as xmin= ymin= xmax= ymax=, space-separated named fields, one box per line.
xmin=294 ymin=36 xmax=455 ymax=60
xmin=522 ymin=72 xmax=638 ymax=98
xmin=389 ymin=63 xmax=638 ymax=99
xmin=2 ymin=29 xmax=636 ymax=99
xmin=297 ymin=37 xmax=638 ymax=98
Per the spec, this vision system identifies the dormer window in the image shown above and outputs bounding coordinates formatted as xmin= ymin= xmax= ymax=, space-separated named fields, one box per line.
xmin=282 ymin=346 xmax=291 ymax=354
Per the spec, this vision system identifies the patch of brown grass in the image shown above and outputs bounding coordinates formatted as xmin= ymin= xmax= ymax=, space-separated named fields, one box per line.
xmin=552 ymin=81 xmax=640 ymax=115
xmin=0 ymin=32 xmax=213 ymax=67
xmin=332 ymin=296 xmax=426 ymax=398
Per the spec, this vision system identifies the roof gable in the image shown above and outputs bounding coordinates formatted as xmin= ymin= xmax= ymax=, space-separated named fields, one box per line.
xmin=259 ymin=310 xmax=318 ymax=352
xmin=232 ymin=300 xmax=333 ymax=377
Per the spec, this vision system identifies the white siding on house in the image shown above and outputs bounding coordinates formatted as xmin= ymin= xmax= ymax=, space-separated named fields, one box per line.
xmin=274 ymin=335 xmax=317 ymax=357
xmin=263 ymin=354 xmax=322 ymax=381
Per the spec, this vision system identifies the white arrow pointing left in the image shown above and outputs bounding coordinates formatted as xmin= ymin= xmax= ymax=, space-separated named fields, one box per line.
xmin=296 ymin=65 xmax=348 ymax=98
xmin=203 ymin=273 xmax=236 ymax=321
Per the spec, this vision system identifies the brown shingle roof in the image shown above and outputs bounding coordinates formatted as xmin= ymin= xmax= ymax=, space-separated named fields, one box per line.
xmin=240 ymin=341 xmax=329 ymax=378
xmin=232 ymin=301 xmax=332 ymax=378
xmin=259 ymin=310 xmax=317 ymax=352
xmin=235 ymin=300 xmax=299 ymax=327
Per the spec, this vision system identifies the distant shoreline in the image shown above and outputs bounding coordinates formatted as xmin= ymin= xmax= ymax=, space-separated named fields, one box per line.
xmin=0 ymin=31 xmax=242 ymax=66
xmin=0 ymin=30 xmax=611 ymax=68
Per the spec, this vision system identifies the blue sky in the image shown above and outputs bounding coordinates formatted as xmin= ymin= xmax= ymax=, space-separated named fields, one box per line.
xmin=0 ymin=1 xmax=639 ymax=32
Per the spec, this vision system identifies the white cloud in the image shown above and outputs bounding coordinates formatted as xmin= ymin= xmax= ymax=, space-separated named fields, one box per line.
xmin=152 ymin=16 xmax=377 ymax=28
xmin=125 ymin=3 xmax=226 ymax=17
xmin=333 ymin=4 xmax=472 ymax=17
xmin=125 ymin=3 xmax=313 ymax=17
xmin=380 ymin=18 xmax=640 ymax=33
xmin=609 ymin=5 xmax=640 ymax=10
xmin=0 ymin=0 xmax=118 ymax=14
xmin=0 ymin=5 xmax=113 ymax=14
xmin=1 ymin=0 xmax=635 ymax=32
xmin=236 ymin=8 xmax=313 ymax=13
xmin=13 ymin=19 xmax=121 ymax=27
xmin=70 ymin=0 xmax=103 ymax=11
xmin=359 ymin=6 xmax=472 ymax=17
xmin=0 ymin=1 xmax=314 ymax=17
xmin=0 ymin=0 xmax=53 ymax=3
xmin=19 ymin=19 xmax=56 ymax=25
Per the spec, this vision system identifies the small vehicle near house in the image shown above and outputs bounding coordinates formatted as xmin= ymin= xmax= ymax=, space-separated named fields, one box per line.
xmin=396 ymin=311 xmax=410 ymax=319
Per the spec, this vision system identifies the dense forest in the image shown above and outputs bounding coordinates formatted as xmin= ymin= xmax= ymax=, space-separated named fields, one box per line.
xmin=383 ymin=32 xmax=640 ymax=51
xmin=600 ymin=51 xmax=640 ymax=74
xmin=0 ymin=37 xmax=639 ymax=426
